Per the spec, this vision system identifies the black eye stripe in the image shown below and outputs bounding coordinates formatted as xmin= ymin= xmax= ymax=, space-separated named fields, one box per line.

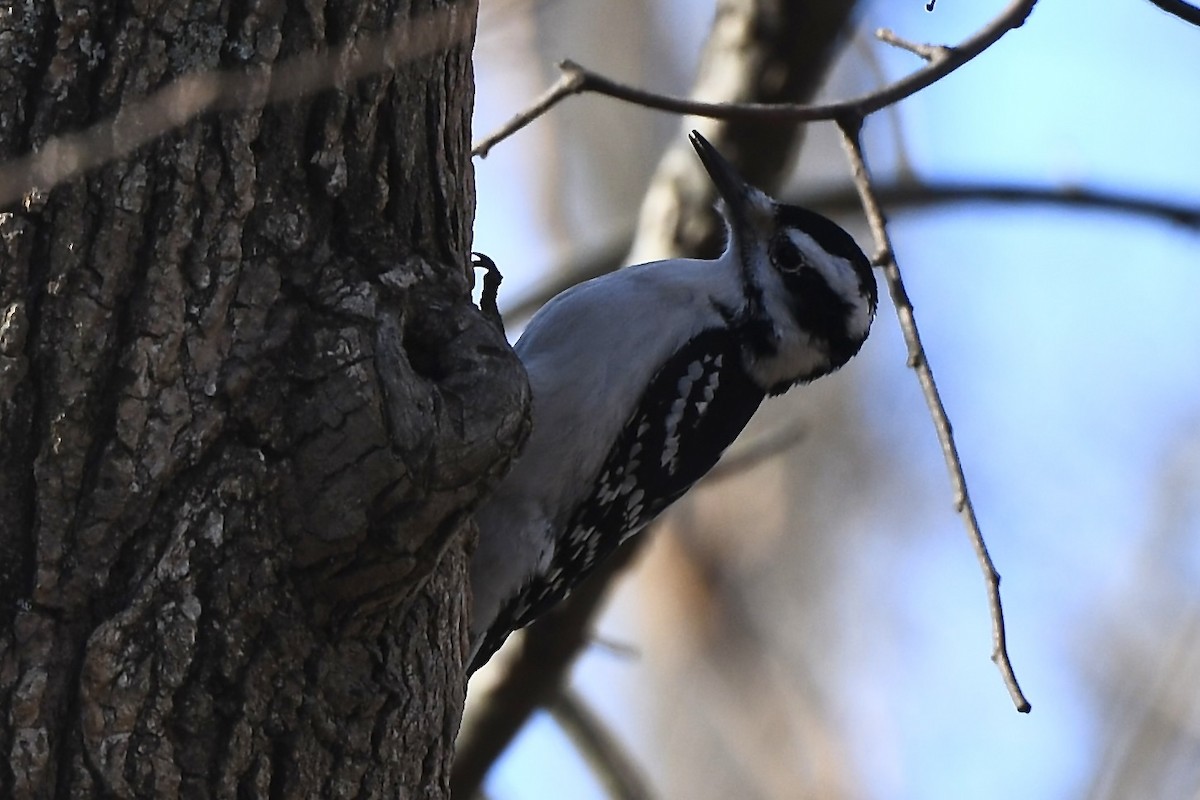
xmin=770 ymin=235 xmax=807 ymax=273
xmin=774 ymin=205 xmax=870 ymax=268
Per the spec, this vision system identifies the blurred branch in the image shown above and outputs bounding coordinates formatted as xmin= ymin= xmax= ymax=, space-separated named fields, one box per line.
xmin=472 ymin=0 xmax=1038 ymax=157
xmin=1085 ymin=604 xmax=1200 ymax=800
xmin=452 ymin=537 xmax=647 ymax=798
xmin=501 ymin=181 xmax=1200 ymax=322
xmin=1080 ymin=424 xmax=1200 ymax=800
xmin=801 ymin=181 xmax=1200 ymax=229
xmin=547 ymin=687 xmax=655 ymax=800
xmin=0 ymin=4 xmax=475 ymax=207
xmin=836 ymin=115 xmax=1031 ymax=713
xmin=704 ymin=422 xmax=809 ymax=485
xmin=660 ymin=508 xmax=863 ymax=798
xmin=1145 ymin=0 xmax=1200 ymax=26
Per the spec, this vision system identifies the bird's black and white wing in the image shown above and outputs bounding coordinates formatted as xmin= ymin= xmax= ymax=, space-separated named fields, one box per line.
xmin=468 ymin=326 xmax=764 ymax=673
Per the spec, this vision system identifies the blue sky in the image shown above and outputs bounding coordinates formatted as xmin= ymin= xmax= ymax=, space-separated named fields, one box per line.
xmin=469 ymin=1 xmax=1200 ymax=797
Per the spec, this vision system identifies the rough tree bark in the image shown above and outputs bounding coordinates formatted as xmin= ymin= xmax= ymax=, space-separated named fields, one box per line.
xmin=0 ymin=1 xmax=527 ymax=797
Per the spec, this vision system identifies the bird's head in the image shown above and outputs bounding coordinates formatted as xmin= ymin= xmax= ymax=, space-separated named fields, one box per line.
xmin=689 ymin=130 xmax=878 ymax=394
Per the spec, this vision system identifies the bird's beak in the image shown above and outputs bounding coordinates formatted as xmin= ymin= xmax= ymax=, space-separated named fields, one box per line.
xmin=688 ymin=130 xmax=774 ymax=236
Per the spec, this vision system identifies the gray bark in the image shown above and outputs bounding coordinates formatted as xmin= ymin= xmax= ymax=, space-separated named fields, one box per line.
xmin=0 ymin=1 xmax=527 ymax=797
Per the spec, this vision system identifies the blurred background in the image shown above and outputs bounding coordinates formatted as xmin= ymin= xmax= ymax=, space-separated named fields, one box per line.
xmin=465 ymin=1 xmax=1200 ymax=798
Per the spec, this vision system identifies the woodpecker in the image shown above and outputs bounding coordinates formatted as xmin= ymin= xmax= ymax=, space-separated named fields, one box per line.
xmin=468 ymin=131 xmax=877 ymax=674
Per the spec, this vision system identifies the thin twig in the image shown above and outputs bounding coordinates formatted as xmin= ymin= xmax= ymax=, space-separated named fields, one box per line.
xmin=835 ymin=115 xmax=1031 ymax=713
xmin=874 ymin=28 xmax=951 ymax=62
xmin=471 ymin=0 xmax=1038 ymax=156
xmin=852 ymin=25 xmax=921 ymax=181
xmin=547 ymin=688 xmax=655 ymax=800
xmin=472 ymin=69 xmax=586 ymax=158
xmin=1145 ymin=0 xmax=1200 ymax=26
xmin=801 ymin=181 xmax=1200 ymax=230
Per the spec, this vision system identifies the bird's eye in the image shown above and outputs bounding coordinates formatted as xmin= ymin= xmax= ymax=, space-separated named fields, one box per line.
xmin=769 ymin=235 xmax=807 ymax=274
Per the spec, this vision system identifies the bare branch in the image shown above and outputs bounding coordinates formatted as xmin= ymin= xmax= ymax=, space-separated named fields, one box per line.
xmin=499 ymin=181 xmax=1200 ymax=323
xmin=0 ymin=4 xmax=475 ymax=207
xmin=462 ymin=0 xmax=1050 ymax=787
xmin=452 ymin=538 xmax=646 ymax=798
xmin=471 ymin=0 xmax=1038 ymax=156
xmin=835 ymin=115 xmax=1031 ymax=714
xmin=547 ymin=688 xmax=655 ymax=800
xmin=1145 ymin=0 xmax=1200 ymax=27
xmin=704 ymin=422 xmax=809 ymax=485
xmin=472 ymin=70 xmax=586 ymax=159
xmin=875 ymin=28 xmax=951 ymax=62
xmin=800 ymin=181 xmax=1200 ymax=230
xmin=490 ymin=170 xmax=1200 ymax=717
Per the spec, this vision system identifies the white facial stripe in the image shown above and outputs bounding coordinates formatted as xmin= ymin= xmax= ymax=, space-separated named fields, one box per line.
xmin=786 ymin=228 xmax=874 ymax=339
xmin=747 ymin=330 xmax=831 ymax=390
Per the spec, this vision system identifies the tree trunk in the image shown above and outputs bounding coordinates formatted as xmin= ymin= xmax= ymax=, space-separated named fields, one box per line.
xmin=0 ymin=1 xmax=526 ymax=797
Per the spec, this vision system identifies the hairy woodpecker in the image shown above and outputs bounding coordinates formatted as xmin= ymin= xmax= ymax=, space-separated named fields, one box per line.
xmin=468 ymin=131 xmax=877 ymax=674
